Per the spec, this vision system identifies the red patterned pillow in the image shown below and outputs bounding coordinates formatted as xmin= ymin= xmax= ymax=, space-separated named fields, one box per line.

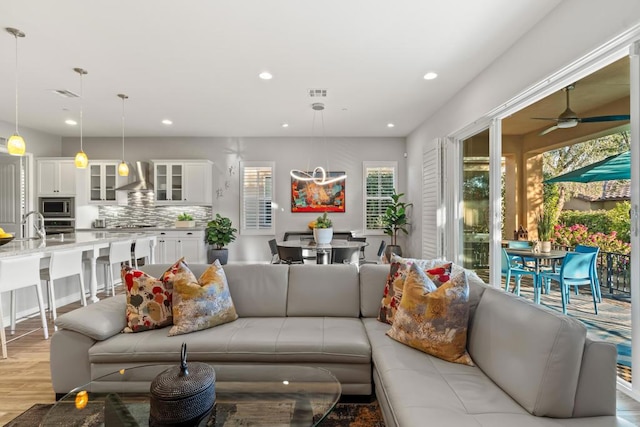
xmin=121 ymin=258 xmax=184 ymax=333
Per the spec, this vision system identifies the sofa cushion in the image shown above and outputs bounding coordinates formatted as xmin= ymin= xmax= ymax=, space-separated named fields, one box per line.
xmin=89 ymin=317 xmax=371 ymax=365
xmin=168 ymin=260 xmax=238 ymax=336
xmin=55 ymin=295 xmax=127 ymax=341
xmin=468 ymin=286 xmax=587 ymax=417
xmin=386 ymin=264 xmax=473 ymax=365
xmin=222 ymin=264 xmax=289 ymax=317
xmin=287 ymin=264 xmax=360 ymax=317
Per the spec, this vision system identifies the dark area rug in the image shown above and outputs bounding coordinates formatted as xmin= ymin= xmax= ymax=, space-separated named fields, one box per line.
xmin=4 ymin=400 xmax=385 ymax=426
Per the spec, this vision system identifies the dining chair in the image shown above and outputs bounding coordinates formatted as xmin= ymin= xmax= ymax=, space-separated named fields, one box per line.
xmin=40 ymin=249 xmax=87 ymax=331
xmin=574 ymin=244 xmax=601 ymax=302
xmin=331 ymin=246 xmax=360 ymax=266
xmin=0 ymin=255 xmax=49 ymax=359
xmin=96 ymin=239 xmax=133 ymax=296
xmin=501 ymin=248 xmax=537 ymax=298
xmin=268 ymin=239 xmax=280 ymax=264
xmin=277 ymin=246 xmax=304 ymax=264
xmin=360 ymin=240 xmax=386 ymax=265
xmin=538 ymin=251 xmax=598 ymax=315
xmin=348 ymin=236 xmax=367 ymax=262
xmin=506 ymin=240 xmax=535 ymax=268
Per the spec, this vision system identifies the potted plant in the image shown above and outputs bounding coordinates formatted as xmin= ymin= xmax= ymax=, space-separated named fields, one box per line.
xmin=175 ymin=212 xmax=195 ymax=228
xmin=381 ymin=192 xmax=413 ymax=261
xmin=536 ymin=211 xmax=554 ymax=253
xmin=311 ymin=212 xmax=333 ymax=244
xmin=206 ymin=214 xmax=237 ymax=265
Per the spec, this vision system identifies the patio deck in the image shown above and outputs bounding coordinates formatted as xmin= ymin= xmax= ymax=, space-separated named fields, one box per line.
xmin=475 ymin=270 xmax=632 ymax=383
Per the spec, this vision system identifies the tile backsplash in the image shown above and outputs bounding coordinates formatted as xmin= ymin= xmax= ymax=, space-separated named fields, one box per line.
xmin=98 ymin=192 xmax=212 ymax=227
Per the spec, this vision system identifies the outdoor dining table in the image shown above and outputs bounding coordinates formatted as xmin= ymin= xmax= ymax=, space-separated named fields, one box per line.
xmin=504 ymin=247 xmax=569 ymax=300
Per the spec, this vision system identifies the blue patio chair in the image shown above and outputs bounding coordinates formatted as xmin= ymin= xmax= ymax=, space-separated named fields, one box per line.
xmin=539 ymin=251 xmax=598 ymax=315
xmin=501 ymin=248 xmax=537 ymax=298
xmin=506 ymin=240 xmax=535 ymax=268
xmin=574 ymin=244 xmax=601 ymax=302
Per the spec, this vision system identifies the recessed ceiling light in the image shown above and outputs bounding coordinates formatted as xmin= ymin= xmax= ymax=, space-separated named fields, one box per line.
xmin=162 ymin=119 xmax=173 ymax=125
xmin=259 ymin=71 xmax=273 ymax=80
xmin=387 ymin=123 xmax=395 ymax=128
xmin=423 ymin=72 xmax=438 ymax=80
xmin=65 ymin=119 xmax=77 ymax=126
xmin=282 ymin=123 xmax=289 ymax=128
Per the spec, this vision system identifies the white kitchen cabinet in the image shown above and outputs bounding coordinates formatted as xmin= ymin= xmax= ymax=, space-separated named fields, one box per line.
xmin=37 ymin=158 xmax=77 ymax=196
xmin=156 ymin=230 xmax=206 ymax=264
xmin=87 ymin=161 xmax=129 ymax=204
xmin=152 ymin=160 xmax=212 ymax=205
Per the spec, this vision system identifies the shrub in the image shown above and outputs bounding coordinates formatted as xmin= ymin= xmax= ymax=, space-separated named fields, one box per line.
xmin=553 ymin=223 xmax=630 ymax=254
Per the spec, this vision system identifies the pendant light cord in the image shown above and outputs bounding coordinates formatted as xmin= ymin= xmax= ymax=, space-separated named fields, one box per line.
xmin=13 ymin=32 xmax=19 ymax=134
xmin=121 ymin=95 xmax=126 ymax=159
xmin=79 ymin=72 xmax=83 ymax=152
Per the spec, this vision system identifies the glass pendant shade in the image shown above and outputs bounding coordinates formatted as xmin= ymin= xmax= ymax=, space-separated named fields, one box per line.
xmin=74 ymin=150 xmax=88 ymax=168
xmin=118 ymin=161 xmax=129 ymax=176
xmin=7 ymin=134 xmax=25 ymax=156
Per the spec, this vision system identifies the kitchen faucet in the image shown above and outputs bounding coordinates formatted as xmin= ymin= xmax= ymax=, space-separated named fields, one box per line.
xmin=22 ymin=211 xmax=46 ymax=240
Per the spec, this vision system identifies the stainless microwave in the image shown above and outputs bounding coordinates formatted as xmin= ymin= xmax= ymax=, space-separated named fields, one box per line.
xmin=40 ymin=197 xmax=74 ymax=218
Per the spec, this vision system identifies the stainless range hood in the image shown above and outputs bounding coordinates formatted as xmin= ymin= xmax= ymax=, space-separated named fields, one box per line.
xmin=115 ymin=161 xmax=154 ymax=192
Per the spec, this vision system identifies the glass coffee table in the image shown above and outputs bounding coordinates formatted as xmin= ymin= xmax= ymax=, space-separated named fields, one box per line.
xmin=43 ymin=364 xmax=341 ymax=426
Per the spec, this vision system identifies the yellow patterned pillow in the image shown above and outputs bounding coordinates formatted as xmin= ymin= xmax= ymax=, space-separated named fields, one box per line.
xmin=378 ymin=254 xmax=452 ymax=325
xmin=168 ymin=259 xmax=238 ymax=336
xmin=386 ymin=263 xmax=474 ymax=366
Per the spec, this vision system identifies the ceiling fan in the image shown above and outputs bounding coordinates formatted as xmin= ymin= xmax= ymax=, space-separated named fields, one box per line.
xmin=533 ymin=84 xmax=630 ymax=136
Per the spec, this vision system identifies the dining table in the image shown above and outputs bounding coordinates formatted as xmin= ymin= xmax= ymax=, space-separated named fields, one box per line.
xmin=504 ymin=247 xmax=568 ymax=302
xmin=277 ymin=240 xmax=368 ymax=264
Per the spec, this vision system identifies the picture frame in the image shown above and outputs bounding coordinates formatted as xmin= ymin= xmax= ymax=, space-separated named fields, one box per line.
xmin=291 ymin=172 xmax=346 ymax=212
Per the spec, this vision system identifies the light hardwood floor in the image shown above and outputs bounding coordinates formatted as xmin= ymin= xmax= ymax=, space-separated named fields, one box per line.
xmin=1 ymin=290 xmax=640 ymax=425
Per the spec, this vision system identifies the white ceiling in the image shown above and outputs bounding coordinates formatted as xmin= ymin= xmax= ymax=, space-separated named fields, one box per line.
xmin=0 ymin=0 xmax=561 ymax=138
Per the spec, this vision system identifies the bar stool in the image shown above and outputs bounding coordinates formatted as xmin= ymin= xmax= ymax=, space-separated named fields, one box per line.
xmin=132 ymin=237 xmax=152 ymax=268
xmin=96 ymin=239 xmax=133 ymax=296
xmin=40 ymin=249 xmax=87 ymax=331
xmin=0 ymin=255 xmax=49 ymax=359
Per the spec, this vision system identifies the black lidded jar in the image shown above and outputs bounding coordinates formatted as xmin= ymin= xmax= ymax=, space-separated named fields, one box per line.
xmin=149 ymin=343 xmax=216 ymax=426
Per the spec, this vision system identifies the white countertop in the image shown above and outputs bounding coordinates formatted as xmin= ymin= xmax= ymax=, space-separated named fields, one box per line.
xmin=0 ymin=231 xmax=158 ymax=258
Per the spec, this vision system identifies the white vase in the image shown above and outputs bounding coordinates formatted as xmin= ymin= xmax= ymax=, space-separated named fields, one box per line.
xmin=313 ymin=227 xmax=333 ymax=245
xmin=540 ymin=241 xmax=552 ymax=253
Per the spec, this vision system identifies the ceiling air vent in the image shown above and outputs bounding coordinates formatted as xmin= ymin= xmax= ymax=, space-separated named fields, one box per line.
xmin=52 ymin=89 xmax=80 ymax=98
xmin=308 ymin=88 xmax=327 ymax=98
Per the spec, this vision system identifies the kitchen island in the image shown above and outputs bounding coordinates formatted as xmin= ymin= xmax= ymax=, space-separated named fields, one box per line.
xmin=0 ymin=231 xmax=158 ymax=302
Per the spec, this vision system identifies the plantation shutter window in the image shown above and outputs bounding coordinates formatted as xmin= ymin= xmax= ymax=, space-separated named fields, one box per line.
xmin=240 ymin=161 xmax=274 ymax=235
xmin=363 ymin=161 xmax=397 ymax=234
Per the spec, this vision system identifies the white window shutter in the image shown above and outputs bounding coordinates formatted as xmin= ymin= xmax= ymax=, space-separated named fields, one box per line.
xmin=422 ymin=139 xmax=444 ymax=259
xmin=240 ymin=161 xmax=274 ymax=235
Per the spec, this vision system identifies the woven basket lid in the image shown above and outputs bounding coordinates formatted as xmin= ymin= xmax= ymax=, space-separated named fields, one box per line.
xmin=150 ymin=343 xmax=216 ymax=401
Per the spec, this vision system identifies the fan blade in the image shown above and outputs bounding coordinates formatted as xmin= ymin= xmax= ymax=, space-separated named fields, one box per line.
xmin=539 ymin=125 xmax=558 ymax=136
xmin=531 ymin=117 xmax=559 ymax=121
xmin=578 ymin=115 xmax=630 ymax=123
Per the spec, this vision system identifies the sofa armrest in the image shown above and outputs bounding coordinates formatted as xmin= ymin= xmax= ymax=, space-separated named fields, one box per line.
xmin=55 ymin=295 xmax=126 ymax=341
xmin=572 ymin=337 xmax=617 ymax=417
xmin=50 ymin=329 xmax=96 ymax=395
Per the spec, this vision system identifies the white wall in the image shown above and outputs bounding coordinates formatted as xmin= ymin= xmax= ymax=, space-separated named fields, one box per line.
xmin=406 ymin=0 xmax=640 ymax=259
xmin=0 ymin=119 xmax=61 ymax=157
xmin=61 ymin=136 xmax=406 ymax=262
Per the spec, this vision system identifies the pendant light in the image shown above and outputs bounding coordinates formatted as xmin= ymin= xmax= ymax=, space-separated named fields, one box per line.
xmin=5 ymin=28 xmax=26 ymax=156
xmin=290 ymin=103 xmax=347 ymax=185
xmin=117 ymin=94 xmax=129 ymax=176
xmin=74 ymin=67 xmax=89 ymax=168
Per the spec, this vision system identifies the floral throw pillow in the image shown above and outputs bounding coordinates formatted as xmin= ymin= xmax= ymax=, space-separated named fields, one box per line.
xmin=168 ymin=259 xmax=239 ymax=336
xmin=377 ymin=254 xmax=451 ymax=325
xmin=386 ymin=263 xmax=473 ymax=366
xmin=121 ymin=259 xmax=183 ymax=333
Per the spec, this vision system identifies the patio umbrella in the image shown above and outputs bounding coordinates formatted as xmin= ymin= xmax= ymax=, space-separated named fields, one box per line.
xmin=544 ymin=151 xmax=630 ymax=183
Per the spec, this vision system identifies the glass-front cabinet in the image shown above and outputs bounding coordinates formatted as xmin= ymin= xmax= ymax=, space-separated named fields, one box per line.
xmin=88 ymin=161 xmax=128 ymax=204
xmin=152 ymin=160 xmax=212 ymax=205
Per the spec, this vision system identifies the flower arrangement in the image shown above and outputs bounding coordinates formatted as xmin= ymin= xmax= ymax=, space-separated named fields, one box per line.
xmin=536 ymin=211 xmax=554 ymax=241
xmin=308 ymin=212 xmax=332 ymax=230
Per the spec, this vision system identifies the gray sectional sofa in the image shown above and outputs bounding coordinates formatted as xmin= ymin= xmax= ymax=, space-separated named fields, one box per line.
xmin=50 ymin=263 xmax=632 ymax=426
